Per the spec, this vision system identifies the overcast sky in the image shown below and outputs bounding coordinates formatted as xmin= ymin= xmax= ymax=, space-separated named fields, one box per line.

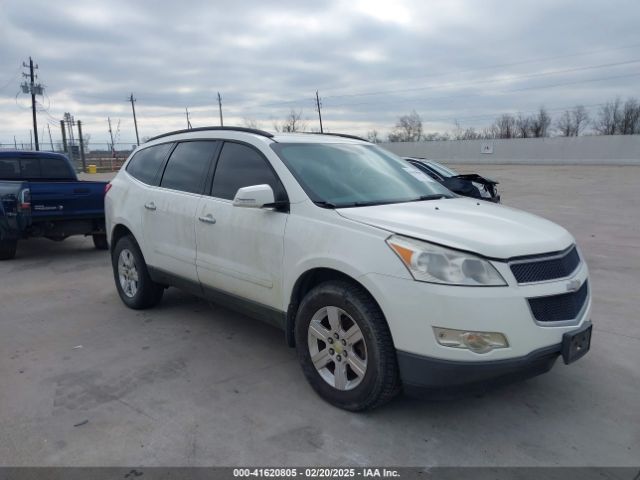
xmin=1 ymin=0 xmax=639 ymax=146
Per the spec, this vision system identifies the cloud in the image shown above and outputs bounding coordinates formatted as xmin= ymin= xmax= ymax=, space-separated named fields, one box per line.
xmin=0 ymin=0 xmax=639 ymax=144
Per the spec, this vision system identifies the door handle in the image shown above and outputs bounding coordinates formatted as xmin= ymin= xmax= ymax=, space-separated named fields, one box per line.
xmin=198 ymin=214 xmax=216 ymax=224
xmin=144 ymin=202 xmax=156 ymax=211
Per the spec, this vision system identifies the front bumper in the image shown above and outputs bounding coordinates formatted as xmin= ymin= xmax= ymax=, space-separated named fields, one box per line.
xmin=398 ymin=344 xmax=561 ymax=397
xmin=362 ymin=258 xmax=591 ymax=362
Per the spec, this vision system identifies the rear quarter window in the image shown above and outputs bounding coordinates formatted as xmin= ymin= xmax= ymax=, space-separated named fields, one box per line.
xmin=126 ymin=143 xmax=174 ymax=185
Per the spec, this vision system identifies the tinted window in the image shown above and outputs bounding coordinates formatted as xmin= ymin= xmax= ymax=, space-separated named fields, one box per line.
xmin=212 ymin=142 xmax=285 ymax=201
xmin=126 ymin=143 xmax=173 ymax=185
xmin=40 ymin=157 xmax=74 ymax=178
xmin=0 ymin=159 xmax=20 ymax=179
xmin=160 ymin=141 xmax=217 ymax=194
xmin=20 ymin=158 xmax=41 ymax=177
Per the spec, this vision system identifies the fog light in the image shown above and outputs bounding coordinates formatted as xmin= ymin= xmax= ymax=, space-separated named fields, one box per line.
xmin=433 ymin=327 xmax=508 ymax=354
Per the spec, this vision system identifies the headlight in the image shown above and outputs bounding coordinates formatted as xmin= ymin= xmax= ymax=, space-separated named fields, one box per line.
xmin=386 ymin=235 xmax=506 ymax=286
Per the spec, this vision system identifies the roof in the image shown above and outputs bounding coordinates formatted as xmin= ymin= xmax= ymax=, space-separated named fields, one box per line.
xmin=145 ymin=127 xmax=369 ymax=145
xmin=271 ymin=132 xmax=369 ymax=144
xmin=0 ymin=150 xmax=69 ymax=160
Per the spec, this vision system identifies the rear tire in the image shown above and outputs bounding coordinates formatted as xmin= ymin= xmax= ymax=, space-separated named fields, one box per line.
xmin=0 ymin=239 xmax=17 ymax=260
xmin=111 ymin=235 xmax=163 ymax=309
xmin=295 ymin=280 xmax=400 ymax=411
xmin=92 ymin=234 xmax=109 ymax=250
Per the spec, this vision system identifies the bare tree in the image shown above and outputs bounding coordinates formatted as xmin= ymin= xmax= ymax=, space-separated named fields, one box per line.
xmin=594 ymin=98 xmax=621 ymax=135
xmin=273 ymin=110 xmax=306 ymax=132
xmin=516 ymin=114 xmax=533 ymax=138
xmin=619 ymin=98 xmax=640 ymax=134
xmin=452 ymin=121 xmax=481 ymax=140
xmin=492 ymin=114 xmax=517 ymax=139
xmin=423 ymin=132 xmax=451 ymax=141
xmin=366 ymin=130 xmax=381 ymax=143
xmin=556 ymin=105 xmax=590 ymax=137
xmin=243 ymin=118 xmax=260 ymax=129
xmin=388 ymin=110 xmax=423 ymax=142
xmin=529 ymin=107 xmax=551 ymax=137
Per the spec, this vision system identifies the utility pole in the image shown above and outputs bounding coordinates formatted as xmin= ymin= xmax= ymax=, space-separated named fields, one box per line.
xmin=29 ymin=130 xmax=33 ymax=150
xmin=47 ymin=124 xmax=54 ymax=150
xmin=21 ymin=57 xmax=43 ymax=151
xmin=64 ymin=113 xmax=75 ymax=165
xmin=77 ymin=120 xmax=87 ymax=173
xmin=315 ymin=90 xmax=324 ymax=133
xmin=217 ymin=92 xmax=224 ymax=126
xmin=185 ymin=107 xmax=192 ymax=129
xmin=60 ymin=120 xmax=67 ymax=153
xmin=129 ymin=93 xmax=140 ymax=146
xmin=14 ymin=136 xmax=17 ymax=149
xmin=108 ymin=117 xmax=116 ymax=157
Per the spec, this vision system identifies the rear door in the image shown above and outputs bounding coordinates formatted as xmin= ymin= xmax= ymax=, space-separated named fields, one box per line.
xmin=195 ymin=141 xmax=288 ymax=310
xmin=143 ymin=141 xmax=219 ymax=282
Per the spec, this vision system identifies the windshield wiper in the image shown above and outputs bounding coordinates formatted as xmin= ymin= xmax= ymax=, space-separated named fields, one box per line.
xmin=314 ymin=201 xmax=338 ymax=209
xmin=409 ymin=194 xmax=450 ymax=202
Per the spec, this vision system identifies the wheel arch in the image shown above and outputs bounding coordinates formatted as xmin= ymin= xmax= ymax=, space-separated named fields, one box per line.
xmin=110 ymin=223 xmax=135 ymax=252
xmin=285 ymin=267 xmax=387 ymax=348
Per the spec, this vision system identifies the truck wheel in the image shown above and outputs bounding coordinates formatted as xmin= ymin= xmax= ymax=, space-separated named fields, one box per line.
xmin=92 ymin=234 xmax=109 ymax=250
xmin=0 ymin=239 xmax=17 ymax=260
xmin=295 ymin=280 xmax=400 ymax=411
xmin=111 ymin=235 xmax=163 ymax=309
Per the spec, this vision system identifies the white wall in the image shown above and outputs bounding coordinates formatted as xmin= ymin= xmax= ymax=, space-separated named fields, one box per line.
xmin=379 ymin=134 xmax=640 ymax=165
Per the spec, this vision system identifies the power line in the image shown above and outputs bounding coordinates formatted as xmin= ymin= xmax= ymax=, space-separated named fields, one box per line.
xmin=324 ymin=71 xmax=640 ymax=110
xmin=315 ymin=41 xmax=640 ymax=95
xmin=256 ymin=59 xmax=640 ymax=109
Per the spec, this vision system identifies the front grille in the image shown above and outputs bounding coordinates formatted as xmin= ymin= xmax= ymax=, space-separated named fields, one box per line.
xmin=528 ymin=280 xmax=589 ymax=323
xmin=510 ymin=245 xmax=580 ymax=283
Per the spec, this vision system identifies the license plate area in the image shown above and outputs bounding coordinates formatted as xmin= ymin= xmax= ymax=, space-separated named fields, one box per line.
xmin=562 ymin=323 xmax=592 ymax=364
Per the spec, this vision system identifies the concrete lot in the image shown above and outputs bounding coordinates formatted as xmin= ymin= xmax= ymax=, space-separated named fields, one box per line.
xmin=1 ymin=165 xmax=639 ymax=466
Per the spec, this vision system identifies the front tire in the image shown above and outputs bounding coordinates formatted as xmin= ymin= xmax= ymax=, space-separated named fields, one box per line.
xmin=295 ymin=280 xmax=400 ymax=411
xmin=111 ymin=235 xmax=163 ymax=309
xmin=0 ymin=239 xmax=17 ymax=260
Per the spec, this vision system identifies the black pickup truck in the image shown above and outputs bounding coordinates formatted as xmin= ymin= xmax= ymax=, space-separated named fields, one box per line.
xmin=0 ymin=151 xmax=108 ymax=260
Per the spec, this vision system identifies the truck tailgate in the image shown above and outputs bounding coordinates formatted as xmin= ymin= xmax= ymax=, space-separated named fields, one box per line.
xmin=29 ymin=181 xmax=106 ymax=220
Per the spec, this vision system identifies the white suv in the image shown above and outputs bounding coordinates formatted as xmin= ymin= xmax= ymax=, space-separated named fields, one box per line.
xmin=105 ymin=127 xmax=592 ymax=411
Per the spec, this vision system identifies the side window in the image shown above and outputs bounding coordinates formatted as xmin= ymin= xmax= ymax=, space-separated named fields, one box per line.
xmin=19 ymin=158 xmax=41 ymax=178
xmin=160 ymin=141 xmax=217 ymax=194
xmin=126 ymin=143 xmax=173 ymax=185
xmin=40 ymin=158 xmax=74 ymax=178
xmin=0 ymin=159 xmax=20 ymax=179
xmin=211 ymin=142 xmax=285 ymax=201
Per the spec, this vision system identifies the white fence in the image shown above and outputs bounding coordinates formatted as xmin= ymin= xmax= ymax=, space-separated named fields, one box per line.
xmin=380 ymin=134 xmax=640 ymax=165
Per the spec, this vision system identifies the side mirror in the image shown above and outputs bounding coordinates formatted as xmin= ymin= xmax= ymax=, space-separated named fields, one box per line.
xmin=232 ymin=184 xmax=275 ymax=208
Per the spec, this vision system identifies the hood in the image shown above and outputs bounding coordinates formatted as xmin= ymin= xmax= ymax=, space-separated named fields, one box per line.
xmin=337 ymin=198 xmax=573 ymax=259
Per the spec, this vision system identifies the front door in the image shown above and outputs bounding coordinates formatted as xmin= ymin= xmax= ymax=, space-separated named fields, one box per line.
xmin=195 ymin=141 xmax=288 ymax=310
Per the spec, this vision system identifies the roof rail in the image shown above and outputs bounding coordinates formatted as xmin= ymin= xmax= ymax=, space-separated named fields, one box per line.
xmin=146 ymin=126 xmax=274 ymax=143
xmin=300 ymin=132 xmax=370 ymax=142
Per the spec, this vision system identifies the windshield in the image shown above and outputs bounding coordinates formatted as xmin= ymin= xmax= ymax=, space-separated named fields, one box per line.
xmin=272 ymin=143 xmax=453 ymax=207
xmin=425 ymin=161 xmax=458 ymax=177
